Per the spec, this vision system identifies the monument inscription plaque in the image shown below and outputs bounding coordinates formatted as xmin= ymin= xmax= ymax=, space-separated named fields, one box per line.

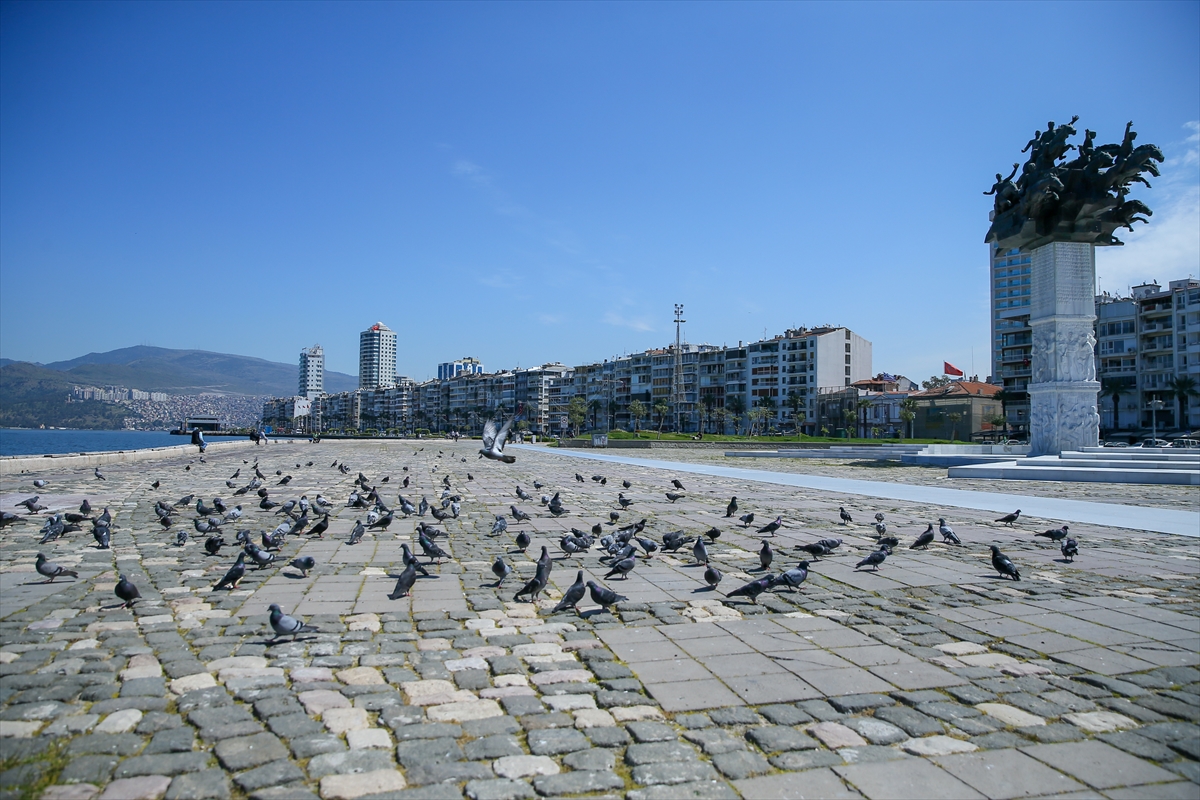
xmin=985 ymin=119 xmax=1160 ymax=455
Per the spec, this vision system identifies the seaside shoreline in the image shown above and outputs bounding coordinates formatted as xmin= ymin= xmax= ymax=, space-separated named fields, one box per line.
xmin=0 ymin=438 xmax=301 ymax=476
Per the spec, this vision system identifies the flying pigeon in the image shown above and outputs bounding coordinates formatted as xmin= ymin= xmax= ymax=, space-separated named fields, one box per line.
xmin=35 ymin=553 xmax=77 ymax=583
xmin=479 ymin=416 xmax=517 ymax=463
xmin=1061 ymin=537 xmax=1079 ymax=562
xmin=990 ymin=545 xmax=1021 ymax=581
xmin=115 ymin=574 xmax=140 ymax=607
xmin=268 ymin=603 xmax=318 ymax=640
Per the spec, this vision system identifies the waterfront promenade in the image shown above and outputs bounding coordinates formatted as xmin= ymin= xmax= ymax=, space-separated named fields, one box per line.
xmin=0 ymin=440 xmax=1196 ymax=800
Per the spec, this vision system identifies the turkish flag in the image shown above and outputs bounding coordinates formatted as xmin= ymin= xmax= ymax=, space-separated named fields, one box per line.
xmin=944 ymin=362 xmax=964 ymax=377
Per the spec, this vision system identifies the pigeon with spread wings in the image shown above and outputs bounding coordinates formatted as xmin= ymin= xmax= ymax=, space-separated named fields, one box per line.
xmin=479 ymin=416 xmax=518 ymax=463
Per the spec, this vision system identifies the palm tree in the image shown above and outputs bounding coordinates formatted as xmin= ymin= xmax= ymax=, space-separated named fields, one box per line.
xmin=653 ymin=400 xmax=670 ymax=439
xmin=629 ymin=399 xmax=647 ymax=436
xmin=712 ymin=407 xmax=728 ymax=436
xmin=786 ymin=391 xmax=805 ymax=440
xmin=994 ymin=388 xmax=1020 ymax=436
xmin=726 ymin=395 xmax=746 ymax=435
xmin=567 ymin=396 xmax=587 ymax=437
xmin=588 ymin=399 xmax=603 ymax=432
xmin=841 ymin=407 xmax=856 ymax=438
xmin=700 ymin=395 xmax=716 ymax=434
xmin=1166 ymin=375 xmax=1199 ymax=431
xmin=856 ymin=398 xmax=872 ymax=438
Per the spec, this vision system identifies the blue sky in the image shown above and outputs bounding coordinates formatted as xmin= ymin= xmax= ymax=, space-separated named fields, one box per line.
xmin=2 ymin=1 xmax=1197 ymax=383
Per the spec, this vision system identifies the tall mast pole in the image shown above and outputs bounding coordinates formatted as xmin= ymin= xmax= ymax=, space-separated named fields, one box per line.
xmin=674 ymin=304 xmax=685 ymax=434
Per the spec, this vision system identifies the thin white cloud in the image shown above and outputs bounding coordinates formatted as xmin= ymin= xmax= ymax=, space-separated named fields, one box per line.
xmin=537 ymin=313 xmax=563 ymax=325
xmin=603 ymin=311 xmax=654 ymax=332
xmin=1096 ymin=121 xmax=1200 ymax=293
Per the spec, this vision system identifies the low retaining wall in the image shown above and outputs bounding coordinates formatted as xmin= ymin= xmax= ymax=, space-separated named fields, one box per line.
xmin=558 ymin=439 xmax=869 ymax=450
xmin=0 ymin=439 xmax=301 ymax=476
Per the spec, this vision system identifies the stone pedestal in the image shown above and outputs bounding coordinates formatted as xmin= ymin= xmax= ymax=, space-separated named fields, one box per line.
xmin=1028 ymin=241 xmax=1100 ymax=456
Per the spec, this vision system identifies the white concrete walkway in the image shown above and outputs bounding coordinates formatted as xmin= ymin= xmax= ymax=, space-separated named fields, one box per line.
xmin=512 ymin=445 xmax=1200 ymax=538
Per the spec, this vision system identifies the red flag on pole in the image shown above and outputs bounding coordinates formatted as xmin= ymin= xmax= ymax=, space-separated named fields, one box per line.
xmin=943 ymin=362 xmax=964 ymax=377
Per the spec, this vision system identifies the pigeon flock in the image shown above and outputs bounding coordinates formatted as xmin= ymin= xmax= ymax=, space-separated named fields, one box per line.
xmin=11 ymin=415 xmax=1082 ymax=645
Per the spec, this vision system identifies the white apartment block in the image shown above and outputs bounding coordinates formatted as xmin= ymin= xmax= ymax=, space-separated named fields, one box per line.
xmin=359 ymin=322 xmax=397 ymax=390
xmin=298 ymin=345 xmax=324 ymax=399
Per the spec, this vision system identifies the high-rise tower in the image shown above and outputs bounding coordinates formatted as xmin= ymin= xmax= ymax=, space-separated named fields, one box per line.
xmin=359 ymin=323 xmax=397 ymax=390
xmin=299 ymin=345 xmax=325 ymax=399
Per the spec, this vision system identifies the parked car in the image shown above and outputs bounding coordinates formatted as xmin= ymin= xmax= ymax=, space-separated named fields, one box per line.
xmin=1170 ymin=438 xmax=1200 ymax=449
xmin=1136 ymin=438 xmax=1171 ymax=448
xmin=1101 ymin=440 xmax=1130 ymax=448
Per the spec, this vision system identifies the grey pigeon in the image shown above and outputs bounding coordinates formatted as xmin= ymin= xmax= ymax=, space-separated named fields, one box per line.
xmin=692 ymin=537 xmax=709 ymax=565
xmin=514 ymin=531 xmax=531 ymax=553
xmin=35 ymin=553 xmax=77 ymax=582
xmin=776 ymin=561 xmax=810 ymax=592
xmin=513 ymin=573 xmax=547 ymax=603
xmin=995 ymin=509 xmax=1021 ymax=527
xmin=214 ymin=553 xmax=246 ymax=590
xmin=726 ymin=574 xmax=776 ymax=603
xmin=490 ymin=515 xmax=508 ymax=536
xmin=510 ymin=506 xmax=530 ymax=523
xmin=758 ymin=540 xmax=774 ymax=570
xmin=1035 ymin=525 xmax=1069 ymax=543
xmin=516 ymin=486 xmax=532 ymax=500
xmin=32 ymin=479 xmax=47 ymax=489
xmin=94 ymin=467 xmax=106 ymax=480
xmin=856 ymin=546 xmax=890 ymax=572
xmin=703 ymin=565 xmax=722 ymax=589
xmin=388 ymin=562 xmax=418 ymax=599
xmin=401 ymin=544 xmax=430 ymax=577
xmin=725 ymin=496 xmax=738 ymax=517
xmin=938 ymin=518 xmax=960 ymax=545
xmin=665 ymin=492 xmax=685 ymax=503
xmin=839 ymin=507 xmax=852 ymax=524
xmin=115 ymin=574 xmax=140 ymax=606
xmin=604 ymin=556 xmax=636 ymax=580
xmin=990 ymin=545 xmax=1020 ymax=581
xmin=245 ymin=544 xmax=275 ymax=570
xmin=348 ymin=520 xmax=365 ymax=545
xmin=175 ymin=530 xmax=188 ymax=547
xmin=910 ymin=524 xmax=934 ymax=549
xmin=618 ymin=493 xmax=633 ymax=509
xmin=609 ymin=511 xmax=620 ymax=524
xmin=491 ymin=555 xmax=512 ymax=587
xmin=552 ymin=571 xmax=587 ymax=614
xmin=757 ymin=516 xmax=782 ymax=536
xmin=309 ymin=514 xmax=330 ymax=538
xmin=587 ymin=580 xmax=626 ymax=610
xmin=94 ymin=526 xmax=111 ymax=549
xmin=268 ymin=603 xmax=318 ymax=640
xmin=794 ymin=542 xmax=829 ymax=560
xmin=704 ymin=527 xmax=722 ymax=543
xmin=739 ymin=512 xmax=755 ymax=527
xmin=289 ymin=556 xmax=315 ymax=577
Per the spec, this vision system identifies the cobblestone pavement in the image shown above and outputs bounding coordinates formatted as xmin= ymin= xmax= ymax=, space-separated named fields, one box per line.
xmin=1 ymin=440 xmax=1197 ymax=800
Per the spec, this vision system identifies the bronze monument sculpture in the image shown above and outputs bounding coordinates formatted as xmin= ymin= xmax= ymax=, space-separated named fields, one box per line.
xmin=985 ymin=119 xmax=1160 ymax=456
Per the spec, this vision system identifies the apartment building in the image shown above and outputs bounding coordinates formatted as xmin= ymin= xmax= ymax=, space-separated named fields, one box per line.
xmin=359 ymin=322 xmax=397 ymax=390
xmin=262 ymin=396 xmax=312 ymax=434
xmin=298 ymin=345 xmax=324 ymax=399
xmin=438 ymin=357 xmax=484 ymax=381
xmin=990 ymin=245 xmax=1034 ymax=429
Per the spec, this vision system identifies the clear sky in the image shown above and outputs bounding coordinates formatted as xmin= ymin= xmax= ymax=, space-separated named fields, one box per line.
xmin=2 ymin=1 xmax=1197 ymax=383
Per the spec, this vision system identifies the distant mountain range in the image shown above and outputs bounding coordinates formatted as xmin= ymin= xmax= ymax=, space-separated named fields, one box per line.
xmin=3 ymin=346 xmax=358 ymax=397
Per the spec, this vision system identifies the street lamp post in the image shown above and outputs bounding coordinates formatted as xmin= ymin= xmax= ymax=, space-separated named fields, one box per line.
xmin=1150 ymin=398 xmax=1165 ymax=446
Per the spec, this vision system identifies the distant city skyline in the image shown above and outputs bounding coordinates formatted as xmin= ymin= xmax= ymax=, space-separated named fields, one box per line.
xmin=2 ymin=3 xmax=1196 ymax=383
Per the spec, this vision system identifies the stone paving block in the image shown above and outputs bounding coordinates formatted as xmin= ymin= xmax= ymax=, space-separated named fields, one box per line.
xmin=233 ymin=761 xmax=306 ymax=793
xmin=319 ymin=769 xmax=406 ymax=799
xmin=630 ymin=760 xmax=721 ymax=786
xmin=531 ymin=770 xmax=624 ymax=795
xmin=711 ymin=749 xmax=771 ymax=780
xmin=1019 ymin=740 xmax=1182 ymax=790
xmin=97 ymin=776 xmax=173 ymax=800
xmin=933 ymin=749 xmax=1087 ymax=799
xmin=734 ymin=771 xmax=863 ymax=800
xmin=114 ymin=753 xmax=212 ymax=779
xmin=463 ymin=778 xmax=536 ymax=800
xmin=835 ymin=758 xmax=985 ymax=799
xmin=808 ymin=722 xmax=867 ymax=749
xmin=976 ymin=703 xmax=1046 ymax=728
xmin=214 ymin=733 xmax=289 ymax=771
xmin=625 ymin=740 xmax=699 ymax=765
xmin=844 ymin=718 xmax=908 ymax=745
xmin=1105 ymin=785 xmax=1200 ymax=800
xmin=526 ymin=727 xmax=589 ymax=755
xmin=901 ymin=736 xmax=977 ymax=756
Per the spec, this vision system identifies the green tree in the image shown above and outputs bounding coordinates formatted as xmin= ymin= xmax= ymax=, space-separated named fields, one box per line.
xmin=700 ymin=394 xmax=716 ymax=434
xmin=588 ymin=399 xmax=603 ymax=431
xmin=922 ymin=375 xmax=952 ymax=390
xmin=841 ymin=407 xmax=856 ymax=437
xmin=947 ymin=411 xmax=963 ymax=441
xmin=726 ymin=394 xmax=746 ymax=435
xmin=900 ymin=398 xmax=918 ymax=439
xmin=653 ymin=400 xmax=670 ymax=439
xmin=993 ymin=388 xmax=1020 ymax=436
xmin=1165 ymin=375 xmax=1199 ymax=431
xmin=786 ymin=391 xmax=805 ymax=440
xmin=567 ymin=396 xmax=587 ymax=437
xmin=628 ymin=399 xmax=647 ymax=436
xmin=712 ymin=407 xmax=728 ymax=436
